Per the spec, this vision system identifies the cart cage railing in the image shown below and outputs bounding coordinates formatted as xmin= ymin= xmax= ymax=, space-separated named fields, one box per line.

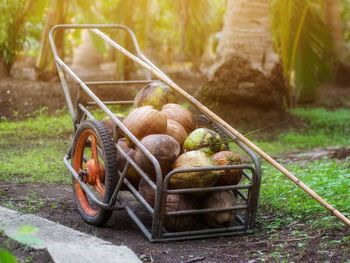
xmin=51 ymin=24 xmax=262 ymax=241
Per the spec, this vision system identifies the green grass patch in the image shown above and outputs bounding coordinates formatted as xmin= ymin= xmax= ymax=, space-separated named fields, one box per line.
xmin=260 ymin=158 xmax=350 ymax=229
xmin=0 ymin=113 xmax=72 ymax=139
xmin=0 ymin=140 xmax=69 ymax=184
xmin=253 ymin=108 xmax=350 ymax=155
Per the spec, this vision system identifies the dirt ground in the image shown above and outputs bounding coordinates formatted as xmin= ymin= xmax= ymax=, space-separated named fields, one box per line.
xmin=1 ymin=71 xmax=349 ymax=122
xmin=0 ymin=71 xmax=205 ymax=120
xmin=1 ymin=182 xmax=349 ymax=262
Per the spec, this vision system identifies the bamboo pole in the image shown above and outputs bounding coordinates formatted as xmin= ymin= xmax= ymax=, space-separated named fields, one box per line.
xmin=91 ymin=28 xmax=350 ymax=227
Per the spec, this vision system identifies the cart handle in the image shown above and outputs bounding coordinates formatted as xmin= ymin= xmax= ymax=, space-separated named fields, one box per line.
xmin=49 ymin=24 xmax=152 ymax=119
xmin=49 ymin=24 xmax=144 ymax=66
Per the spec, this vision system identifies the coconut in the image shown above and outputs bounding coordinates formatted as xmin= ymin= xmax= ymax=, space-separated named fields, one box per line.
xmin=170 ymin=151 xmax=219 ymax=189
xmin=166 ymin=119 xmax=187 ymax=146
xmin=139 ymin=179 xmax=195 ymax=231
xmin=211 ymin=151 xmax=243 ymax=186
xmin=161 ymin=103 xmax=197 ymax=133
xmin=201 ymin=190 xmax=236 ymax=227
xmin=183 ymin=128 xmax=224 ymax=156
xmin=134 ymin=81 xmax=177 ymax=110
xmin=101 ymin=114 xmax=124 ymax=140
xmin=135 ymin=134 xmax=180 ymax=177
xmin=123 ymin=106 xmax=167 ymax=146
xmin=116 ymin=138 xmax=140 ymax=187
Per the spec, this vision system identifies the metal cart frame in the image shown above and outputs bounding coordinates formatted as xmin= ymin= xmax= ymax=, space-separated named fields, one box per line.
xmin=49 ymin=24 xmax=262 ymax=242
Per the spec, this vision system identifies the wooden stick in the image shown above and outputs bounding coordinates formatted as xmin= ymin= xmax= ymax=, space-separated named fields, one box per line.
xmin=91 ymin=28 xmax=350 ymax=227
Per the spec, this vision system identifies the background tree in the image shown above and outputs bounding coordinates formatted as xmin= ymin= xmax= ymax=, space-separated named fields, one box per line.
xmin=196 ymin=0 xmax=285 ymax=125
xmin=271 ymin=0 xmax=332 ymax=106
xmin=36 ymin=0 xmax=67 ymax=80
xmin=0 ymin=0 xmax=36 ymax=78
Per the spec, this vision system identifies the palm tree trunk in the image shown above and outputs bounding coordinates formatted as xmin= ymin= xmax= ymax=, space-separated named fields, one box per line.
xmin=325 ymin=0 xmax=347 ymax=63
xmin=36 ymin=0 xmax=66 ymax=80
xmin=325 ymin=0 xmax=350 ymax=86
xmin=196 ymin=0 xmax=285 ymax=124
xmin=0 ymin=58 xmax=11 ymax=78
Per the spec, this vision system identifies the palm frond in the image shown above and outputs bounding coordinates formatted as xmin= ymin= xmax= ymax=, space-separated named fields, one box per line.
xmin=271 ymin=0 xmax=333 ymax=104
xmin=170 ymin=0 xmax=225 ymax=63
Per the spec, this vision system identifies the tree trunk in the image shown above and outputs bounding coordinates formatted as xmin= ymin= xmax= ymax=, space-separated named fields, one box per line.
xmin=36 ymin=0 xmax=66 ymax=80
xmin=196 ymin=0 xmax=286 ymax=126
xmin=325 ymin=0 xmax=350 ymax=86
xmin=325 ymin=0 xmax=347 ymax=63
xmin=0 ymin=58 xmax=11 ymax=79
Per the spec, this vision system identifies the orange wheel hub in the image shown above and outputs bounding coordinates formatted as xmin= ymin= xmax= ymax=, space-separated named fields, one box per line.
xmin=73 ymin=129 xmax=106 ymax=217
xmin=85 ymin=159 xmax=105 ymax=185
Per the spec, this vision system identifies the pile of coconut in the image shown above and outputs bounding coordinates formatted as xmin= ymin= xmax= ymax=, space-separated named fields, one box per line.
xmin=102 ymin=81 xmax=243 ymax=232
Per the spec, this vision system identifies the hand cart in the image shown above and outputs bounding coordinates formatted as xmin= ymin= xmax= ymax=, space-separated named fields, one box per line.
xmin=49 ymin=24 xmax=262 ymax=242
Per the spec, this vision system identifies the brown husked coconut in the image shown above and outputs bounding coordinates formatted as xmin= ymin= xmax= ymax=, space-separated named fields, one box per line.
xmin=201 ymin=190 xmax=237 ymax=227
xmin=116 ymin=138 xmax=140 ymax=187
xmin=170 ymin=151 xmax=219 ymax=189
xmin=139 ymin=179 xmax=195 ymax=231
xmin=123 ymin=106 xmax=167 ymax=146
xmin=211 ymin=151 xmax=243 ymax=186
xmin=161 ymin=103 xmax=197 ymax=133
xmin=134 ymin=81 xmax=177 ymax=110
xmin=101 ymin=114 xmax=124 ymax=140
xmin=166 ymin=119 xmax=187 ymax=146
xmin=135 ymin=134 xmax=180 ymax=177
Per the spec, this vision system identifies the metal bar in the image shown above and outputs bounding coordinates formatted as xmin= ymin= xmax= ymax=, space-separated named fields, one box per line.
xmin=49 ymin=24 xmax=151 ymax=80
xmin=78 ymin=103 xmax=95 ymax=120
xmin=242 ymin=170 xmax=253 ymax=181
xmin=166 ymin=205 xmax=249 ymax=216
xmin=55 ymin=63 xmax=75 ymax=121
xmin=151 ymin=230 xmax=251 ymax=242
xmin=108 ymin=161 xmax=130 ymax=206
xmin=235 ymin=189 xmax=248 ymax=202
xmin=124 ymin=205 xmax=152 ymax=241
xmin=236 ymin=214 xmax=245 ymax=225
xmin=166 ymin=184 xmax=252 ymax=195
xmin=162 ymin=225 xmax=246 ymax=238
xmin=121 ymin=178 xmax=154 ymax=215
xmin=116 ymin=144 xmax=156 ymax=190
xmin=86 ymin=101 xmax=133 ymax=106
xmin=85 ymin=80 xmax=153 ymax=86
xmin=63 ymin=155 xmax=111 ymax=210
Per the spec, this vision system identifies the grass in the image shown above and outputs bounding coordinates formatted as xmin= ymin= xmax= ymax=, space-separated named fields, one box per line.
xmin=0 ymin=107 xmax=349 ymax=230
xmin=260 ymin=158 xmax=350 ymax=229
xmin=254 ymin=108 xmax=350 ymax=155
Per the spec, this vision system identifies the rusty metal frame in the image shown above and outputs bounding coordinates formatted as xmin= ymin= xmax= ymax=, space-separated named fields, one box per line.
xmin=50 ymin=24 xmax=261 ymax=242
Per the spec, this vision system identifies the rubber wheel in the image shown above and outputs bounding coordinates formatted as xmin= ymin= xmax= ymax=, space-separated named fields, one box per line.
xmin=71 ymin=120 xmax=118 ymax=226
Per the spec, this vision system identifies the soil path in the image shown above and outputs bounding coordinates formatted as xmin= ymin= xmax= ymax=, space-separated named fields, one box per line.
xmin=1 ymin=182 xmax=349 ymax=262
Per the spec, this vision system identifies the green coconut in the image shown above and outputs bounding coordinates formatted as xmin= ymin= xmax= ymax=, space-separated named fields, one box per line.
xmin=211 ymin=151 xmax=243 ymax=186
xmin=170 ymin=151 xmax=219 ymax=189
xmin=134 ymin=81 xmax=177 ymax=110
xmin=183 ymin=128 xmax=224 ymax=156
